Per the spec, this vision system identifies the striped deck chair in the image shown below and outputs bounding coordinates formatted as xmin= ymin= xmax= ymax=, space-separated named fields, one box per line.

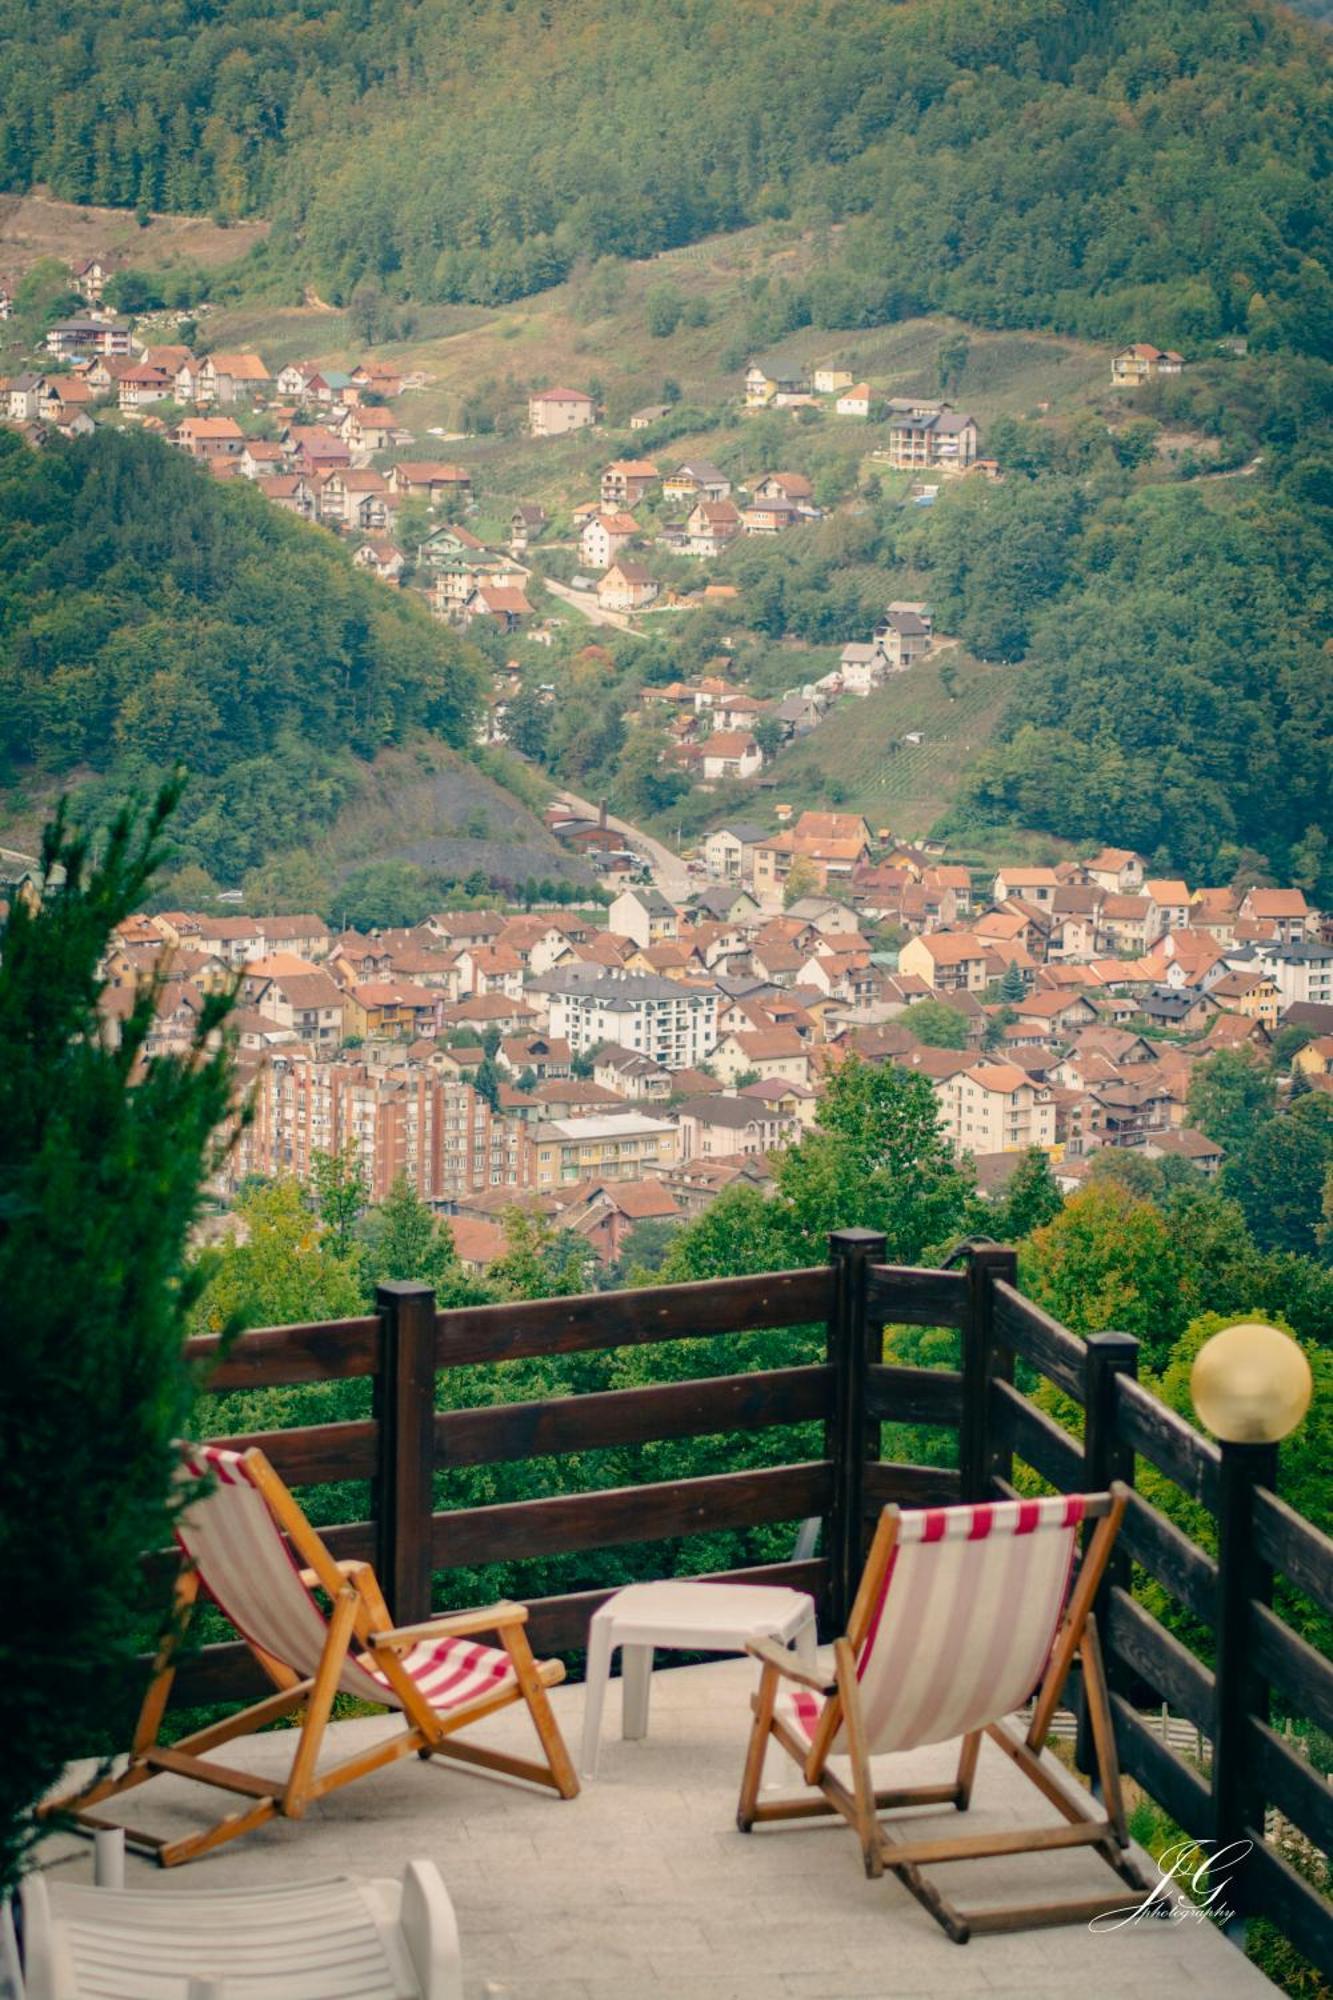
xmin=50 ymin=1445 xmax=578 ymax=1867
xmin=736 ymin=1484 xmax=1150 ymax=1942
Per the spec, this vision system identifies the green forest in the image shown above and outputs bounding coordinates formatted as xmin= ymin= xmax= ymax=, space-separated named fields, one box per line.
xmin=0 ymin=428 xmax=483 ymax=880
xmin=1 ymin=0 xmax=1331 ymax=357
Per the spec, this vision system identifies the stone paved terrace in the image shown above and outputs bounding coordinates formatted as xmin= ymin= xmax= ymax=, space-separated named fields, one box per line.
xmin=38 ymin=1660 xmax=1275 ymax=2000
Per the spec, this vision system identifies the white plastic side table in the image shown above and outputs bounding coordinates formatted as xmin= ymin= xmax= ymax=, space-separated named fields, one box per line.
xmin=580 ymin=1579 xmax=818 ymax=1777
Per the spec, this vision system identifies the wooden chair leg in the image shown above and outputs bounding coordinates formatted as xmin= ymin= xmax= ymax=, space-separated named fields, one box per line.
xmin=1079 ymin=1616 xmax=1127 ymax=1844
xmin=284 ymin=1587 xmax=359 ymax=1818
xmin=834 ymin=1638 xmax=883 ymax=1879
xmin=498 ymin=1624 xmax=579 ymax=1799
xmin=737 ymin=1661 xmax=779 ymax=1832
xmin=955 ymin=1730 xmax=982 ymax=1811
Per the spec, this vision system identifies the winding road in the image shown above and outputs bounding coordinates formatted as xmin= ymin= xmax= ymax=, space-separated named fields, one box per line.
xmin=554 ymin=787 xmax=692 ymax=903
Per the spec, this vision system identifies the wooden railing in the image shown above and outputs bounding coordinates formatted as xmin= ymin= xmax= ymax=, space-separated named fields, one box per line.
xmin=169 ymin=1230 xmax=1331 ymax=1979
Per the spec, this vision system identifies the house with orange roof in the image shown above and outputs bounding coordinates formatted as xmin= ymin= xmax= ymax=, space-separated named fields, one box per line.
xmin=196 ymin=353 xmax=271 ymax=404
xmin=528 ymin=386 xmax=597 ymax=436
xmin=935 ymin=1061 xmax=1056 ymax=1158
xmin=898 ymin=931 xmax=991 ymax=993
xmin=601 ymin=460 xmax=658 ymax=507
xmin=580 ymin=510 xmax=640 ymax=569
xmin=173 ymin=415 xmax=243 ymax=460
xmin=1238 ymin=886 xmax=1310 ymax=946
xmin=835 ymin=383 xmax=872 ymax=417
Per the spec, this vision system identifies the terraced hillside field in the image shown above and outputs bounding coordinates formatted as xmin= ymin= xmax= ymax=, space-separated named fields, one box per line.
xmin=762 ymin=652 xmax=1014 ymax=841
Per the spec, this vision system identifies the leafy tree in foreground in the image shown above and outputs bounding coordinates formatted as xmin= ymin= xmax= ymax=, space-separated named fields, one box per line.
xmin=0 ymin=787 xmax=237 ymax=1896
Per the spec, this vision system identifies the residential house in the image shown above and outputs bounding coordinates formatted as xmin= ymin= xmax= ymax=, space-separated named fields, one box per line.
xmin=993 ymin=867 xmax=1060 ymax=909
xmin=71 ymin=256 xmax=113 ymax=301
xmin=743 ymin=357 xmax=811 ymax=408
xmin=702 ymin=731 xmax=762 ymax=782
xmin=353 ymin=538 xmax=404 ymax=583
xmin=662 ymin=461 xmax=731 ymax=504
xmin=1112 ymin=345 xmax=1184 ymax=385
xmin=6 ymin=373 xmax=46 ymax=422
xmin=242 ymin=960 xmax=346 ymax=1045
xmin=630 ymin=404 xmax=672 ymax=430
xmin=528 ymin=387 xmax=597 ymax=436
xmin=601 ymin=460 xmax=658 ymax=507
xmin=460 ymin=582 xmax=534 ymax=632
xmin=813 ymin=367 xmax=854 ymax=395
xmin=566 ymin=1178 xmax=682 ymax=1262
xmin=258 ymin=473 xmax=315 ymax=517
xmin=752 ymin=472 xmax=814 ymax=507
xmin=114 ymin=364 xmax=172 ymax=412
xmin=1258 ymin=940 xmax=1333 ymax=1011
xmin=704 ymin=821 xmax=771 ymax=885
xmin=1100 ymin=895 xmax=1153 ymax=954
xmin=713 ymin=1027 xmax=811 ymax=1086
xmin=1084 ymin=848 xmax=1146 ymax=894
xmin=581 ymin=511 xmax=639 ymax=569
xmin=676 ymin=1094 xmax=796 ymax=1161
xmin=509 ymin=504 xmax=547 ymax=553
xmin=239 ymin=440 xmax=286 ymax=479
xmin=1209 ymin=969 xmax=1282 ymax=1029
xmin=349 ymin=360 xmax=404 ymax=399
xmin=598 ymin=560 xmax=658 ymax=612
xmin=345 ymin=407 xmax=401 ymax=458
xmin=885 ymin=404 xmax=979 ymax=471
xmin=609 ymin=886 xmax=679 ymax=948
xmin=898 ymin=932 xmax=990 ymax=993
xmin=173 ymin=416 xmax=244 ymax=461
xmin=874 ymin=608 xmax=931 ymax=669
xmin=1016 ymin=990 xmax=1100 ymax=1040
xmin=684 ymin=499 xmax=742 ymax=557
xmin=390 ymin=461 xmax=471 ymax=503
xmin=838 ymin=643 xmax=884 ymax=695
xmin=38 ymin=376 xmax=96 ymax=429
xmin=46 ymin=320 xmax=132 ymax=358
xmin=593 ymin=1048 xmax=672 ymax=1101
xmin=1293 ymin=1035 xmax=1333 ymax=1082
xmin=1141 ymin=1129 xmax=1224 ymax=1174
xmin=740 ymin=497 xmax=804 ymax=536
xmin=1143 ymin=880 xmax=1192 ymax=941
xmin=196 ymin=353 xmax=271 ymax=404
xmin=835 ymin=383 xmax=872 ymax=417
xmin=1239 ymin=887 xmax=1311 ymax=946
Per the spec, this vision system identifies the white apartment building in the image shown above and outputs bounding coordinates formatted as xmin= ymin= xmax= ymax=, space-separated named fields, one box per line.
xmin=1257 ymin=941 xmax=1333 ymax=1011
xmin=539 ymin=970 xmax=718 ymax=1068
xmin=934 ymin=1062 xmax=1056 ymax=1159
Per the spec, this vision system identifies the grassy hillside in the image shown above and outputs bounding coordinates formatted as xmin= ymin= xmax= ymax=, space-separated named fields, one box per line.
xmin=2 ymin=0 xmax=1330 ymax=364
xmin=760 ymin=654 xmax=1015 ymax=842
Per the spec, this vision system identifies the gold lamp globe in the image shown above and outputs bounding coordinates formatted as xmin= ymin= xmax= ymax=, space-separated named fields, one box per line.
xmin=1190 ymin=1321 xmax=1313 ymax=1446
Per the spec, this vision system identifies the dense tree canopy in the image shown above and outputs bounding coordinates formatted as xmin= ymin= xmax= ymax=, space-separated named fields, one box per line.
xmin=1 ymin=1 xmax=1330 ymax=358
xmin=0 ymin=430 xmax=483 ymax=879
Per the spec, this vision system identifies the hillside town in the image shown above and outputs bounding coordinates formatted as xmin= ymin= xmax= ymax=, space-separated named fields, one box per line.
xmin=71 ymin=811 xmax=1330 ymax=1276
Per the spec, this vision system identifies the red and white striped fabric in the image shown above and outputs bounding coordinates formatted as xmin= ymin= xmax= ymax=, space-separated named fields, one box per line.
xmin=777 ymin=1494 xmax=1086 ymax=1755
xmin=176 ymin=1446 xmax=514 ymax=1713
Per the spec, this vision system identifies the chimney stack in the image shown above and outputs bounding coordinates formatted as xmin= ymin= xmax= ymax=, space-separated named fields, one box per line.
xmin=599 ymin=799 xmax=608 ymax=829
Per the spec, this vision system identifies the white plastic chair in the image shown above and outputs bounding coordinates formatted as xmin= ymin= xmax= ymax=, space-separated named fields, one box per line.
xmin=18 ymin=1856 xmax=462 ymax=2000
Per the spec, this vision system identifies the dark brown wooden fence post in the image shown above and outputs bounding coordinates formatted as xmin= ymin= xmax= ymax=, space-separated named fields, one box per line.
xmin=960 ymin=1245 xmax=1018 ymax=1502
xmin=375 ymin=1281 xmax=438 ymax=1625
xmin=826 ymin=1228 xmax=887 ymax=1630
xmin=1076 ymin=1329 xmax=1139 ymax=1774
xmin=1212 ymin=1439 xmax=1277 ymax=1922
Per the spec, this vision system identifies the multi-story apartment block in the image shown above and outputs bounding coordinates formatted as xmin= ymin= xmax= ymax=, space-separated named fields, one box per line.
xmin=532 ymin=1112 xmax=678 ymax=1189
xmin=232 ymin=1053 xmax=531 ymax=1203
xmin=538 ymin=969 xmax=718 ymax=1069
xmin=934 ymin=1062 xmax=1055 ymax=1158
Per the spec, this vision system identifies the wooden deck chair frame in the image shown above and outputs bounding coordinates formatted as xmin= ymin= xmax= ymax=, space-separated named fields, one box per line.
xmin=736 ymin=1482 xmax=1151 ymax=1943
xmin=47 ymin=1446 xmax=578 ymax=1868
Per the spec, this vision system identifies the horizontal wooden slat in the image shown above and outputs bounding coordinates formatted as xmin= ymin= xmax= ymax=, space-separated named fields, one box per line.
xmin=1249 ymin=1716 xmax=1333 ymax=1858
xmin=862 ymin=1462 xmax=961 ymax=1508
xmin=1110 ymin=1693 xmax=1211 ymax=1838
xmin=1240 ymin=1831 xmax=1333 ymax=1982
xmin=434 ymin=1366 xmax=831 ymax=1468
xmin=161 ymin=1640 xmax=270 ymax=1707
xmin=1114 ymin=1376 xmax=1220 ymax=1510
xmin=1253 ymin=1486 xmax=1333 ymax=1621
xmin=518 ymin=1558 xmax=829 ymax=1654
xmin=865 ymin=1265 xmax=968 ymax=1328
xmin=435 ymin=1267 xmax=833 ymax=1367
xmin=431 ymin=1462 xmax=832 ymax=1567
xmin=205 ymin=1419 xmax=378 ymax=1486
xmin=990 ymin=1379 xmax=1083 ymax=1490
xmin=1105 ymin=1586 xmax=1215 ymax=1734
xmin=187 ymin=1316 xmax=381 ymax=1390
xmin=1120 ymin=1491 xmax=1216 ymax=1626
xmin=865 ymin=1364 xmax=962 ymax=1427
xmin=991 ymin=1282 xmax=1084 ymax=1402
xmin=1251 ymin=1602 xmax=1333 ymax=1734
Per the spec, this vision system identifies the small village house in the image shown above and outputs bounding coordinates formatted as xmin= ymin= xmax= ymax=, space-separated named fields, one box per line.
xmin=528 ymin=386 xmax=597 ymax=436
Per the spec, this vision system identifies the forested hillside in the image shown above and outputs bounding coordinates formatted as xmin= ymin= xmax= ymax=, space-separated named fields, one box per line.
xmin=0 ymin=430 xmax=483 ymax=880
xmin=1 ymin=0 xmax=1330 ymax=356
